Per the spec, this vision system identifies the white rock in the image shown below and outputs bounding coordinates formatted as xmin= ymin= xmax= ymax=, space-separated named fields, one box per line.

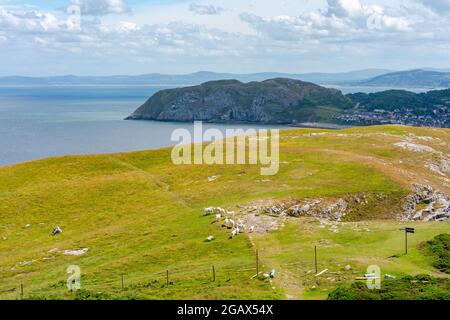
xmin=63 ymin=248 xmax=89 ymax=256
xmin=394 ymin=142 xmax=435 ymax=153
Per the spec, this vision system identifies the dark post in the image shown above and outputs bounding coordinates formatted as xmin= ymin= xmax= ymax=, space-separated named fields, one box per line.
xmin=401 ymin=227 xmax=415 ymax=255
xmin=121 ymin=274 xmax=124 ymax=290
xmin=256 ymin=249 xmax=259 ymax=276
xmin=315 ymin=246 xmax=318 ymax=274
xmin=405 ymin=229 xmax=408 ymax=255
xmin=20 ymin=284 xmax=23 ymax=300
xmin=166 ymin=270 xmax=169 ymax=287
xmin=212 ymin=265 xmax=216 ymax=282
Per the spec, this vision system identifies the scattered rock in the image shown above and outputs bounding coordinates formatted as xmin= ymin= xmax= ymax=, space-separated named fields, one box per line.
xmin=320 ymin=199 xmax=347 ymax=221
xmin=51 ymin=226 xmax=62 ymax=236
xmin=426 ymin=159 xmax=450 ymax=176
xmin=206 ymin=236 xmax=215 ymax=242
xmin=394 ymin=142 xmax=435 ymax=153
xmin=63 ymin=248 xmax=89 ymax=256
xmin=402 ymin=184 xmax=450 ymax=222
xmin=344 ymin=265 xmax=352 ymax=271
xmin=208 ymin=175 xmax=220 ymax=182
xmin=385 ymin=274 xmax=396 ymax=279
xmin=24 ymin=224 xmax=31 ymax=229
xmin=269 ymin=269 xmax=276 ymax=278
xmin=329 ymin=225 xmax=339 ymax=233
xmin=42 ymin=256 xmax=55 ymax=261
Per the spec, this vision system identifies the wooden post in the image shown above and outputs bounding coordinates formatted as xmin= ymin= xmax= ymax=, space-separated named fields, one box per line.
xmin=256 ymin=249 xmax=259 ymax=277
xmin=166 ymin=270 xmax=169 ymax=287
xmin=405 ymin=229 xmax=408 ymax=255
xmin=315 ymin=246 xmax=318 ymax=274
xmin=20 ymin=284 xmax=23 ymax=300
xmin=212 ymin=265 xmax=216 ymax=282
xmin=121 ymin=274 xmax=124 ymax=290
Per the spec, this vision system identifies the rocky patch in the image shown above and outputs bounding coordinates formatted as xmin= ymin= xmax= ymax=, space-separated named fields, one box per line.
xmin=237 ymin=198 xmax=350 ymax=222
xmin=394 ymin=142 xmax=436 ymax=153
xmin=401 ymin=184 xmax=450 ymax=222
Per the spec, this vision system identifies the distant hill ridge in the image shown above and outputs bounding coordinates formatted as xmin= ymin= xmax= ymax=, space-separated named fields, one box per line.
xmin=359 ymin=69 xmax=450 ymax=88
xmin=0 ymin=69 xmax=392 ymax=86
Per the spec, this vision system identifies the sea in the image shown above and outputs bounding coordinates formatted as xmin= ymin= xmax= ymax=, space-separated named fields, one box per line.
xmin=0 ymin=85 xmax=430 ymax=167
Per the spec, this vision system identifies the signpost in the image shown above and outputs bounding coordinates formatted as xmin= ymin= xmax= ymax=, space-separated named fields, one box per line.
xmin=400 ymin=227 xmax=415 ymax=255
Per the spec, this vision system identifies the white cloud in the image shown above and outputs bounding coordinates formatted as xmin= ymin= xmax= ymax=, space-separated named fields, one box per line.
xmin=326 ymin=0 xmax=364 ymax=17
xmin=69 ymin=0 xmax=131 ymax=16
xmin=188 ymin=3 xmax=224 ymax=15
xmin=415 ymin=0 xmax=450 ymax=14
xmin=0 ymin=0 xmax=449 ymax=75
xmin=240 ymin=0 xmax=412 ymax=43
xmin=0 ymin=7 xmax=61 ymax=32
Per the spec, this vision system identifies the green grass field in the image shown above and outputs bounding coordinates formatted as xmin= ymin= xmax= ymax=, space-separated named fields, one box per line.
xmin=0 ymin=125 xmax=448 ymax=300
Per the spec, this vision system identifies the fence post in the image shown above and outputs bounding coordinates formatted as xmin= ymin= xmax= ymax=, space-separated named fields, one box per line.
xmin=121 ymin=274 xmax=124 ymax=290
xmin=256 ymin=249 xmax=259 ymax=277
xmin=166 ymin=270 xmax=169 ymax=287
xmin=315 ymin=246 xmax=318 ymax=274
xmin=20 ymin=284 xmax=24 ymax=300
xmin=212 ymin=265 xmax=216 ymax=282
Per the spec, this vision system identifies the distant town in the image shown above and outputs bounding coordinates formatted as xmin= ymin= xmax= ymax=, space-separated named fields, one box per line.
xmin=337 ymin=105 xmax=450 ymax=128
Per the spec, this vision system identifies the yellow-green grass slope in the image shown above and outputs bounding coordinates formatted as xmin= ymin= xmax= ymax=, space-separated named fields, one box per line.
xmin=0 ymin=125 xmax=448 ymax=300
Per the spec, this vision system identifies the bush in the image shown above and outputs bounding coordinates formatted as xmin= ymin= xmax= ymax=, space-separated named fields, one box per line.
xmin=328 ymin=275 xmax=450 ymax=300
xmin=421 ymin=233 xmax=450 ymax=274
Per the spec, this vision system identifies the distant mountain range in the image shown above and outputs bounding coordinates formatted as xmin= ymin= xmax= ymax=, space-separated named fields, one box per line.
xmin=1 ymin=69 xmax=450 ymax=89
xmin=0 ymin=69 xmax=392 ymax=86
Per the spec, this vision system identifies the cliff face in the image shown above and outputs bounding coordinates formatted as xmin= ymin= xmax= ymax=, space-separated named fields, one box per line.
xmin=126 ymin=78 xmax=354 ymax=124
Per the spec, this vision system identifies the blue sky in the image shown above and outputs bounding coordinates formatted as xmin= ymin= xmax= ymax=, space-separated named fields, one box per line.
xmin=0 ymin=0 xmax=449 ymax=76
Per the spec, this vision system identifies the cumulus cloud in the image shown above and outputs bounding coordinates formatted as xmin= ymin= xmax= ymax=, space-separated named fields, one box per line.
xmin=69 ymin=0 xmax=131 ymax=16
xmin=0 ymin=6 xmax=61 ymax=32
xmin=240 ymin=0 xmax=411 ymax=43
xmin=326 ymin=0 xmax=364 ymax=17
xmin=1 ymin=0 xmax=450 ymax=75
xmin=188 ymin=3 xmax=224 ymax=15
xmin=415 ymin=0 xmax=450 ymax=14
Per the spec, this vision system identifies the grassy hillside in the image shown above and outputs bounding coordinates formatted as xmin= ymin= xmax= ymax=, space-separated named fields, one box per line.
xmin=0 ymin=125 xmax=449 ymax=300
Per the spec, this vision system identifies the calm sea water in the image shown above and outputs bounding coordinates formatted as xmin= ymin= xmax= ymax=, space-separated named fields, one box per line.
xmin=0 ymin=85 xmax=429 ymax=167
xmin=0 ymin=86 xmax=285 ymax=167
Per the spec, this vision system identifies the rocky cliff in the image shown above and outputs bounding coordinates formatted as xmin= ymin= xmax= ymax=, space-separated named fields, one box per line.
xmin=126 ymin=78 xmax=354 ymax=124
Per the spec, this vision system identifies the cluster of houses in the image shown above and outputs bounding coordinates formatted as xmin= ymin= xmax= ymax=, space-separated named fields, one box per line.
xmin=337 ymin=106 xmax=449 ymax=128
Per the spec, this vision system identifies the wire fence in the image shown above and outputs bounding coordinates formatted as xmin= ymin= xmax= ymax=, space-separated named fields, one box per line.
xmin=8 ymin=247 xmax=329 ymax=299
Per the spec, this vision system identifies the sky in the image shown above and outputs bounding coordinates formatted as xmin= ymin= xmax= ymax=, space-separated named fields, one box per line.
xmin=0 ymin=0 xmax=450 ymax=76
